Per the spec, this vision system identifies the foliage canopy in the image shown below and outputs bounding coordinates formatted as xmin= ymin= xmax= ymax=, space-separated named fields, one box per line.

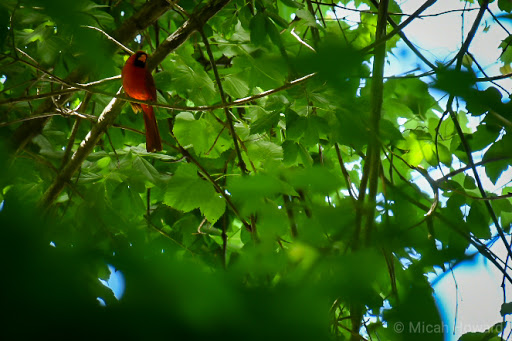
xmin=1 ymin=0 xmax=512 ymax=340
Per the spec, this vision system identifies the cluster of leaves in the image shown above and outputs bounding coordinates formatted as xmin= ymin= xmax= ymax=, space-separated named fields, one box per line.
xmin=1 ymin=0 xmax=512 ymax=340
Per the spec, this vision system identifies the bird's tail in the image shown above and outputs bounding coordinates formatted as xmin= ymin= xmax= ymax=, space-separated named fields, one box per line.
xmin=141 ymin=105 xmax=162 ymax=152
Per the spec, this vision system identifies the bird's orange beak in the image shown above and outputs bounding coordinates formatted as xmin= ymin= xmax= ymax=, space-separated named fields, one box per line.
xmin=137 ymin=54 xmax=147 ymax=63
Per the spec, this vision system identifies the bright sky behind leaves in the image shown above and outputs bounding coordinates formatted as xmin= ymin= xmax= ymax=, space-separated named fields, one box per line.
xmin=332 ymin=1 xmax=512 ymax=340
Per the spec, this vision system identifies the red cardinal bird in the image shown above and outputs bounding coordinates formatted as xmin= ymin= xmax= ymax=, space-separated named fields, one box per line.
xmin=122 ymin=51 xmax=162 ymax=152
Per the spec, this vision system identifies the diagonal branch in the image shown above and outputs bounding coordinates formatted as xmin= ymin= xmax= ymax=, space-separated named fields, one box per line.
xmin=40 ymin=0 xmax=233 ymax=208
xmin=0 ymin=71 xmax=315 ymax=111
xmin=444 ymin=0 xmax=512 ymax=261
xmin=10 ymin=0 xmax=175 ymax=153
xmin=368 ymin=0 xmax=437 ymax=71
xmin=197 ymin=26 xmax=247 ymax=174
xmin=361 ymin=0 xmax=438 ymax=54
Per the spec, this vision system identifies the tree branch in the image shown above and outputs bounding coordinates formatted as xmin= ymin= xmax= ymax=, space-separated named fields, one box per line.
xmin=351 ymin=1 xmax=389 ymax=340
xmin=444 ymin=0 xmax=512 ymax=261
xmin=197 ymin=26 xmax=247 ymax=174
xmin=361 ymin=0 xmax=438 ymax=54
xmin=363 ymin=0 xmax=389 ymax=244
xmin=39 ymin=0 xmax=233 ymax=208
xmin=10 ymin=0 xmax=174 ymax=153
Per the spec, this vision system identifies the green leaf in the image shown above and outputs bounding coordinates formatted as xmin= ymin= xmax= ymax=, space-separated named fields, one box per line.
xmin=334 ymin=107 xmax=369 ymax=150
xmin=249 ymin=13 xmax=267 ymax=45
xmin=482 ymin=134 xmax=512 ymax=184
xmin=132 ymin=156 xmax=161 ymax=186
xmin=437 ymin=143 xmax=452 ymax=166
xmin=467 ymin=201 xmax=491 ymax=239
xmin=386 ymin=78 xmax=439 ymax=116
xmin=173 ymin=112 xmax=231 ymax=157
xmin=172 ymin=63 xmax=216 ymax=104
xmin=267 ymin=11 xmax=289 ymax=29
xmin=279 ymin=0 xmax=304 ymax=8
xmin=396 ymin=133 xmax=424 ymax=167
xmin=201 ymin=193 xmax=226 ymax=224
xmin=501 ymin=302 xmax=512 ymax=316
xmin=463 ymin=175 xmax=477 ymax=190
xmin=0 ymin=8 xmax=9 ymax=48
xmin=499 ymin=0 xmax=512 ymax=12
xmin=164 ymin=163 xmax=225 ymax=223
xmin=296 ymin=9 xmax=319 ymax=28
xmin=246 ymin=139 xmax=284 ymax=168
xmin=284 ymin=166 xmax=343 ymax=194
xmin=459 ymin=322 xmax=506 ymax=340
xmin=266 ymin=17 xmax=284 ymax=48
xmin=493 ymin=194 xmax=512 ymax=232
xmin=223 ymin=74 xmax=250 ymax=98
xmin=434 ymin=68 xmax=477 ymax=99
xmin=97 ymin=156 xmax=111 ymax=169
xmin=228 ymin=173 xmax=290 ymax=199
xmin=249 ymin=107 xmax=281 ymax=134
xmin=282 ymin=140 xmax=299 ymax=166
xmin=379 ymin=119 xmax=403 ymax=142
xmin=153 ymin=70 xmax=173 ymax=91
xmin=111 ymin=182 xmax=146 ymax=220
xmin=286 ymin=109 xmax=307 ymax=141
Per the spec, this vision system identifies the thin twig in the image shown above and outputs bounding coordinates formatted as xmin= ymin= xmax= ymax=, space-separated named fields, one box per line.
xmin=311 ymin=1 xmax=478 ymax=18
xmin=362 ymin=0 xmax=438 ymax=54
xmin=197 ymin=26 xmax=247 ymax=173
xmin=82 ymin=25 xmax=133 ymax=55
xmin=445 ymin=0 xmax=512 ymax=262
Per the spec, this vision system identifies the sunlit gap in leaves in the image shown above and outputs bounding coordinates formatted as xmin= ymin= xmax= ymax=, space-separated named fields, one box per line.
xmin=134 ymin=34 xmax=142 ymax=44
xmin=0 ymin=200 xmax=4 ymax=212
xmin=322 ymin=1 xmax=370 ymax=97
xmin=402 ymin=0 xmax=512 ymax=201
xmin=359 ymin=300 xmax=394 ymax=339
xmin=97 ymin=264 xmax=125 ymax=306
xmin=0 ymin=75 xmax=6 ymax=83
xmin=411 ymin=99 xmax=510 ymax=209
xmin=390 ymin=4 xmax=512 ymax=337
xmin=460 ymin=203 xmax=470 ymax=222
xmin=376 ymin=193 xmax=393 ymax=219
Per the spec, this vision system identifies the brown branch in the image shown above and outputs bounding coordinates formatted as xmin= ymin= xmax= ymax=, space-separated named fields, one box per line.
xmin=0 ymin=66 xmax=315 ymax=113
xmin=361 ymin=0 xmax=438 ymax=54
xmin=362 ymin=0 xmax=389 ymax=244
xmin=0 ymin=88 xmax=78 ymax=106
xmin=197 ymin=26 xmax=247 ymax=173
xmin=436 ymin=157 xmax=512 ymax=184
xmin=311 ymin=1 xmax=478 ymax=18
xmin=82 ymin=25 xmax=133 ymax=55
xmin=351 ymin=2 xmax=389 ymax=340
xmin=383 ymin=177 xmax=512 ymax=285
xmin=40 ymin=0 xmax=232 ymax=208
xmin=40 ymin=90 xmax=125 ymax=207
xmin=306 ymin=0 xmax=320 ymax=45
xmin=476 ymin=72 xmax=512 ymax=82
xmin=176 ymin=143 xmax=252 ymax=231
xmin=147 ymin=0 xmax=232 ymax=71
xmin=382 ymin=146 xmax=439 ymax=219
xmin=334 ymin=143 xmax=357 ymax=201
xmin=367 ymin=0 xmax=437 ymax=71
xmin=10 ymin=0 xmax=175 ymax=153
